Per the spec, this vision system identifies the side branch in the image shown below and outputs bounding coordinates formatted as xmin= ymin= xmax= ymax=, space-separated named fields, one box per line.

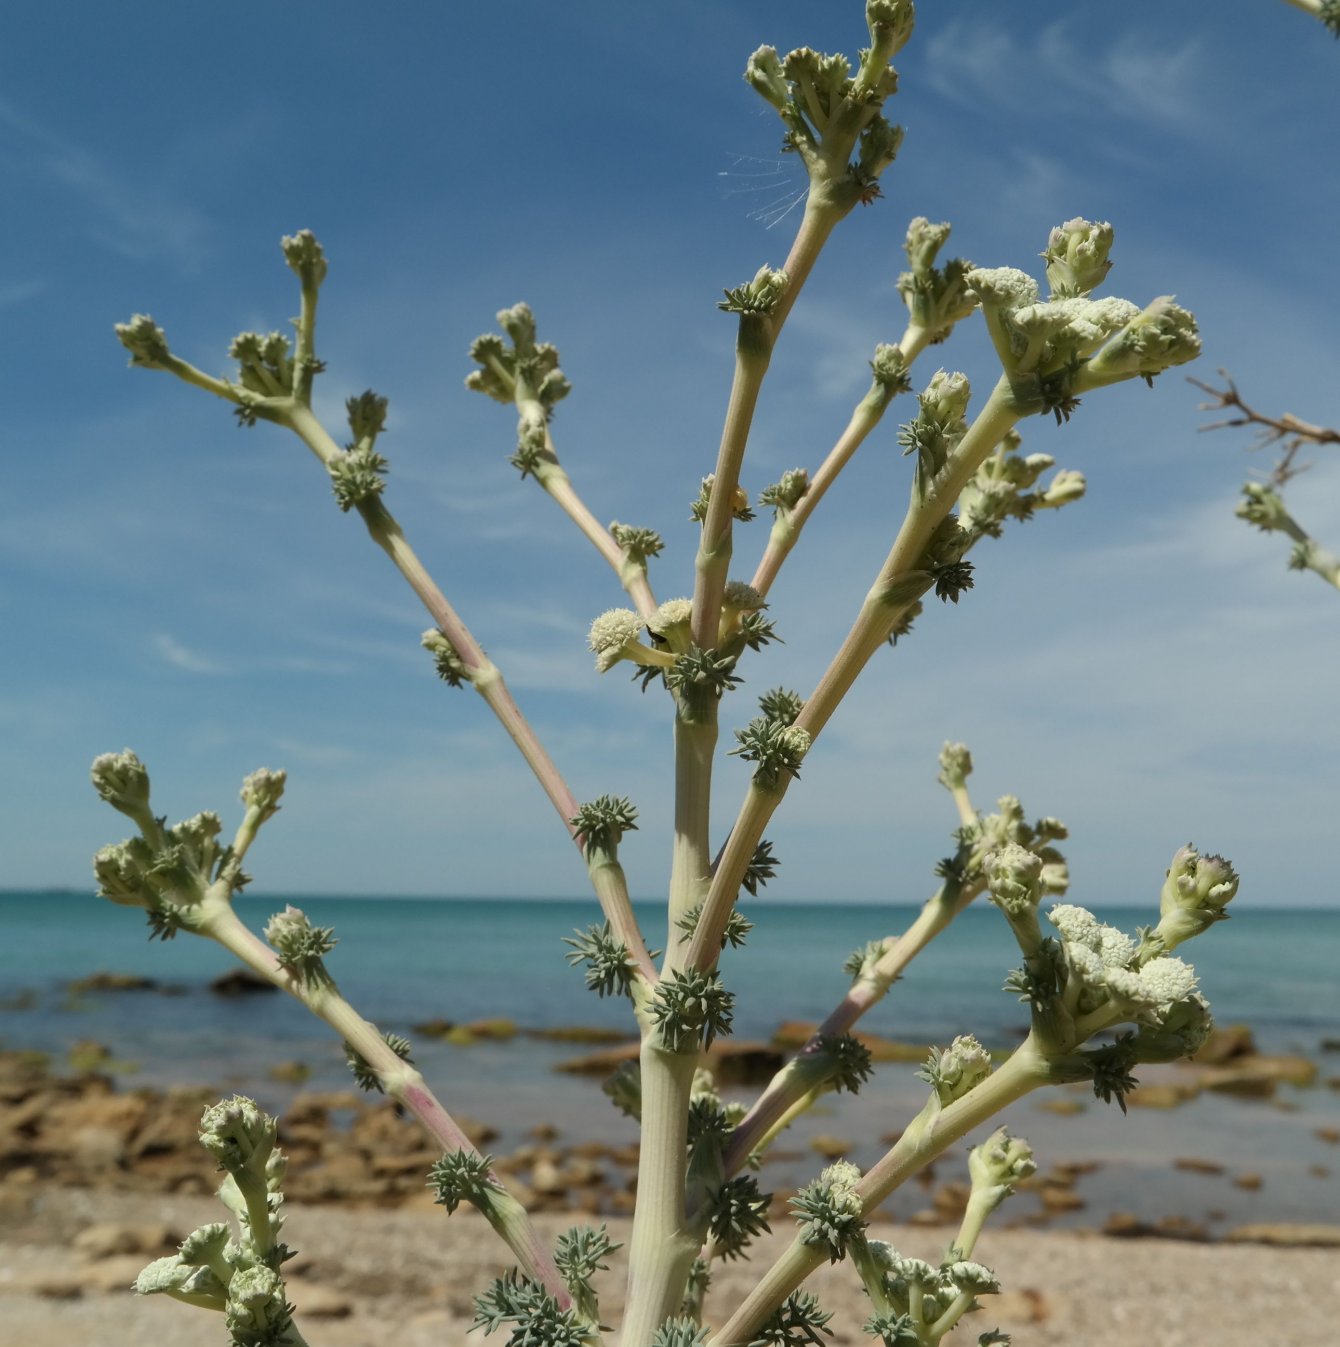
xmin=721 ymin=878 xmax=980 ymax=1175
xmin=200 ymin=898 xmax=570 ymax=1306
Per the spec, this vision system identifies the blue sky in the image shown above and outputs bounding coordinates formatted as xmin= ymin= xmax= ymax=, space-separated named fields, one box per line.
xmin=4 ymin=2 xmax=1338 ymax=908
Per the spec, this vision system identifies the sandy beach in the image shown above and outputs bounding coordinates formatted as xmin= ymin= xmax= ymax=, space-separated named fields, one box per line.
xmin=3 ymin=1184 xmax=1338 ymax=1346
xmin=2 ymin=1045 xmax=1338 ymax=1344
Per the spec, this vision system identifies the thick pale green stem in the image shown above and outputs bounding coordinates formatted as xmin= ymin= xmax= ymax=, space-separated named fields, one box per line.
xmin=1265 ymin=504 xmax=1340 ymax=590
xmin=751 ymin=323 xmax=933 ymax=601
xmin=665 ymin=709 xmax=717 ymax=971
xmin=689 ymin=382 xmax=1022 ymax=967
xmin=684 ymin=782 xmax=776 ymax=972
xmin=691 ymin=347 xmax=772 ymax=650
xmin=691 ymin=200 xmax=843 ymax=651
xmin=619 ymin=1043 xmax=701 ymax=1347
xmin=796 ymin=378 xmax=1022 ymax=741
xmin=711 ymin=1038 xmax=1050 ymax=1347
xmin=198 ymin=896 xmax=570 ymax=1306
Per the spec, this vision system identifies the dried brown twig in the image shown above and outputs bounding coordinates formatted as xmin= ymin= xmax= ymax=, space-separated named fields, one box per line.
xmin=1192 ymin=368 xmax=1340 ymax=486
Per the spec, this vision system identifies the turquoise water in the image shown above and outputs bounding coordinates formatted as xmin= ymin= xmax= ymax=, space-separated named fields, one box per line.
xmin=2 ymin=892 xmax=1338 ymax=1229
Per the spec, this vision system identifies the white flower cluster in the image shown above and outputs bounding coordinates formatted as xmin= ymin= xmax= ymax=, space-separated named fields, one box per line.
xmin=1049 ymin=903 xmax=1199 ymax=1021
xmin=587 ymin=608 xmax=644 ymax=672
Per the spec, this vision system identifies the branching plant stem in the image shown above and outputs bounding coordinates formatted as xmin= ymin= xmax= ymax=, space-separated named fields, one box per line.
xmin=529 ymin=418 xmax=660 ymax=619
xmin=710 ymin=1037 xmax=1051 ymax=1347
xmin=195 ymin=892 xmax=571 ymax=1307
xmin=751 ymin=322 xmax=933 ymax=600
xmin=637 ymin=196 xmax=847 ymax=1347
xmin=720 ymin=878 xmax=981 ymax=1176
xmin=686 ymin=379 xmax=1021 ymax=970
xmin=282 ymin=403 xmax=655 ymax=976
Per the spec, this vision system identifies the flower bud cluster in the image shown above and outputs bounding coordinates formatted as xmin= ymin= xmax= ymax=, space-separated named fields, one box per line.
xmin=966 ymin=222 xmax=1201 ymax=423
xmin=718 ymin=265 xmax=790 ymax=317
xmin=918 ymin=1034 xmax=993 ymax=1105
xmin=897 ymin=217 xmax=977 ymax=343
xmin=264 ymin=905 xmax=337 ymax=987
xmin=691 ymin=474 xmax=755 ymax=524
xmin=1148 ymin=844 xmax=1239 ymax=953
xmin=792 ymin=1160 xmax=866 ymax=1262
xmin=743 ymin=8 xmax=906 ymax=211
xmin=729 ymin=717 xmax=813 ymax=791
xmin=115 ymin=314 xmax=173 ymax=370
xmin=563 ymin=922 xmax=638 ymax=998
xmin=967 ymin=1127 xmax=1036 ymax=1202
xmin=429 ymin=1148 xmax=503 ymax=1215
xmin=758 ymin=468 xmax=811 ymax=519
xmin=1005 ymin=877 xmax=1231 ymax=1104
xmin=588 ymin=608 xmax=654 ymax=674
xmin=467 ymin=304 xmax=571 ymax=481
xmin=230 ymin=330 xmax=297 ymax=399
xmin=856 ymin=1240 xmax=1003 ymax=1345
xmin=136 ymin=1095 xmax=296 ymax=1335
xmin=1041 ymin=218 xmax=1114 ymax=298
xmin=421 ymin=628 xmax=470 ymax=688
xmin=648 ymin=968 xmax=735 ymax=1052
xmin=609 ymin=521 xmax=665 ymax=567
xmin=899 ymin=370 xmax=971 ymax=499
xmin=344 ymin=1030 xmax=414 ymax=1094
xmin=949 ymin=795 xmax=1069 ymax=899
xmin=936 ymin=741 xmax=972 ymax=792
xmin=281 ymin=229 xmax=328 ymax=289
xmin=92 ymin=755 xmax=292 ymax=938
xmin=958 ymin=430 xmax=1086 ymax=544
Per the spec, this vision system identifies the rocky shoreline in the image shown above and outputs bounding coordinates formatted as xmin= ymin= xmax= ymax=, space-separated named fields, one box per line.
xmin=2 ymin=1032 xmax=1338 ymax=1247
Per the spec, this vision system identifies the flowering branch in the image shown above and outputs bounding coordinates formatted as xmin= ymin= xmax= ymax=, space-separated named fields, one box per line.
xmin=90 ymin=752 xmax=571 ymax=1307
xmin=1194 ymin=370 xmax=1340 ymax=591
xmin=467 ymin=304 xmax=660 ymax=618
xmin=114 ymin=237 xmax=653 ymax=974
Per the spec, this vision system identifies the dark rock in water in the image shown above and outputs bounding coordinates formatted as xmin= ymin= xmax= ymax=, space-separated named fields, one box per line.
xmin=1154 ymin=1215 xmax=1209 ymax=1242
xmin=1233 ymin=1173 xmax=1263 ymax=1190
xmin=770 ymin=1020 xmax=928 ymax=1062
xmin=705 ymin=1041 xmax=783 ymax=1085
xmin=67 ymin=972 xmax=159 ymax=995
xmin=808 ymin=1134 xmax=851 ymax=1160
xmin=1173 ymin=1157 xmax=1226 ymax=1175
xmin=526 ymin=1026 xmax=630 ymax=1045
xmin=210 ymin=969 xmax=277 ymax=996
xmin=411 ymin=1018 xmax=456 ymax=1038
xmin=554 ymin=1042 xmax=643 ymax=1074
xmin=1192 ymin=1024 xmax=1256 ymax=1065
xmin=1103 ymin=1212 xmax=1206 ymax=1241
xmin=1319 ymin=1037 xmax=1340 ymax=1053
xmin=1224 ymin=1222 xmax=1340 ymax=1247
xmin=268 ymin=1061 xmax=312 ymax=1084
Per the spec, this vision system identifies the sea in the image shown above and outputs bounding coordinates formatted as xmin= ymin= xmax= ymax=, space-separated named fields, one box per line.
xmin=2 ymin=892 xmax=1337 ymax=1233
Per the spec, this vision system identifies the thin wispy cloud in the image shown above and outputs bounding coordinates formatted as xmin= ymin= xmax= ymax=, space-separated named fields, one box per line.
xmin=922 ymin=19 xmax=1207 ymax=138
xmin=153 ymin=633 xmax=224 ymax=675
xmin=0 ymin=93 xmax=210 ymax=270
xmin=0 ymin=279 xmax=45 ymax=308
